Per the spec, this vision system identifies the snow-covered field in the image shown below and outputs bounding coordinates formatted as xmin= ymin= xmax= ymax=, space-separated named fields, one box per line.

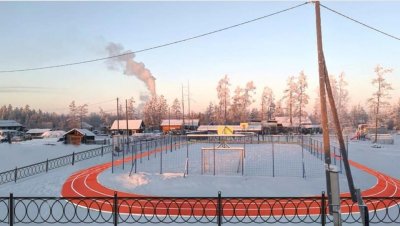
xmin=0 ymin=135 xmax=399 ymax=225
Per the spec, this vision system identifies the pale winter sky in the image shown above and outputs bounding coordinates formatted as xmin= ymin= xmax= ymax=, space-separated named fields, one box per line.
xmin=0 ymin=1 xmax=399 ymax=114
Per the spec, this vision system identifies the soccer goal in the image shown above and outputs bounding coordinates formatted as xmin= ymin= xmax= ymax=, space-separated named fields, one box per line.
xmin=201 ymin=147 xmax=245 ymax=176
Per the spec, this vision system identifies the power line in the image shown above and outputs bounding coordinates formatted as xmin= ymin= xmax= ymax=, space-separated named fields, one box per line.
xmin=320 ymin=3 xmax=400 ymax=41
xmin=0 ymin=2 xmax=309 ymax=73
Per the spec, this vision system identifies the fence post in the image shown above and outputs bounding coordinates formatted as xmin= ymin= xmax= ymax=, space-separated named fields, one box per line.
xmin=321 ymin=191 xmax=326 ymax=226
xmin=113 ymin=191 xmax=118 ymax=226
xmin=72 ymin=152 xmax=75 ymax=165
xmin=46 ymin=159 xmax=49 ymax=173
xmin=112 ymin=150 xmax=114 ymax=174
xmin=217 ymin=191 xmax=222 ymax=226
xmin=9 ymin=193 xmax=14 ymax=226
xmin=363 ymin=205 xmax=369 ymax=226
xmin=160 ymin=145 xmax=163 ymax=175
xmin=272 ymin=138 xmax=275 ymax=177
xmin=14 ymin=167 xmax=17 ymax=183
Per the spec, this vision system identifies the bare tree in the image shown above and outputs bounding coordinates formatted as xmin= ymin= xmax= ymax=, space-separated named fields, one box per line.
xmin=367 ymin=65 xmax=393 ymax=142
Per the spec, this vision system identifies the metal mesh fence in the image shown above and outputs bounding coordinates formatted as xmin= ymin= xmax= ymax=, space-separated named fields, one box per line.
xmin=114 ymin=135 xmax=332 ymax=178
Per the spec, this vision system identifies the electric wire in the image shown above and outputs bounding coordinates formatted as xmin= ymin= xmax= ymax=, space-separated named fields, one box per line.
xmin=320 ymin=3 xmax=400 ymax=41
xmin=0 ymin=2 xmax=309 ymax=73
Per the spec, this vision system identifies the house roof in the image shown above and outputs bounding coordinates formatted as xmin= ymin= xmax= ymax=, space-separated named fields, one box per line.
xmin=0 ymin=120 xmax=22 ymax=128
xmin=110 ymin=120 xmax=143 ymax=130
xmin=26 ymin=129 xmax=51 ymax=134
xmin=160 ymin=119 xmax=200 ymax=126
xmin=64 ymin=128 xmax=96 ymax=137
xmin=197 ymin=125 xmax=262 ymax=132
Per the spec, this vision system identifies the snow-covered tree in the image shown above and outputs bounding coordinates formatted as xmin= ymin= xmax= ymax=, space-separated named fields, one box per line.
xmin=250 ymin=108 xmax=260 ymax=121
xmin=143 ymin=95 xmax=169 ymax=129
xmin=171 ymin=98 xmax=182 ymax=119
xmin=99 ymin=107 xmax=110 ymax=127
xmin=261 ymin=87 xmax=274 ymax=121
xmin=367 ymin=65 xmax=393 ymax=141
xmin=337 ymin=72 xmax=350 ymax=124
xmin=390 ymin=98 xmax=400 ymax=130
xmin=274 ymin=99 xmax=284 ymax=117
xmin=349 ymin=104 xmax=369 ymax=127
xmin=127 ymin=97 xmax=136 ymax=119
xmin=68 ymin=101 xmax=80 ymax=128
xmin=216 ymin=75 xmax=231 ymax=124
xmin=230 ymin=81 xmax=256 ymax=123
xmin=204 ymin=102 xmax=217 ymax=125
xmin=283 ymin=76 xmax=297 ymax=126
xmin=294 ymin=71 xmax=309 ymax=125
xmin=78 ymin=104 xmax=88 ymax=129
xmin=230 ymin=86 xmax=243 ymax=123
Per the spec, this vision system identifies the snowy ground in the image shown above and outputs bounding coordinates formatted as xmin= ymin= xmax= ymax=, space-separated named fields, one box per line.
xmin=0 ymin=135 xmax=399 ymax=225
xmin=0 ymin=137 xmax=107 ymax=171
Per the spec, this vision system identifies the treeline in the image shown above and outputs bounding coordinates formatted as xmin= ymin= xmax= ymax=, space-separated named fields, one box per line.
xmin=0 ymin=104 xmax=111 ymax=130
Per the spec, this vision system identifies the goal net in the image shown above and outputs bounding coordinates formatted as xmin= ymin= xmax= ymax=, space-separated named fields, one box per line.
xmin=201 ymin=147 xmax=244 ymax=176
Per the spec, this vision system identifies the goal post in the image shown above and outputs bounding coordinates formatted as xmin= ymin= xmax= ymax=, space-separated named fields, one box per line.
xmin=201 ymin=147 xmax=245 ymax=176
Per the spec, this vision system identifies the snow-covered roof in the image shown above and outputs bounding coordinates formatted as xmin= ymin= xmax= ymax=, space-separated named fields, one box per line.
xmin=0 ymin=120 xmax=22 ymax=128
xmin=274 ymin=116 xmax=312 ymax=127
xmin=197 ymin=125 xmax=261 ymax=132
xmin=26 ymin=129 xmax=51 ymax=134
xmin=160 ymin=119 xmax=200 ymax=126
xmin=110 ymin=120 xmax=143 ymax=130
xmin=41 ymin=130 xmax=66 ymax=138
xmin=64 ymin=128 xmax=96 ymax=137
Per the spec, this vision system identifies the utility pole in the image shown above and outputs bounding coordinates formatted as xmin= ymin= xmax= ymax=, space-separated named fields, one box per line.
xmin=315 ymin=0 xmax=334 ymax=211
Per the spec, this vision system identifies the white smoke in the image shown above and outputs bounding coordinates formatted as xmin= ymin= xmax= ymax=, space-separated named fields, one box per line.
xmin=106 ymin=42 xmax=156 ymax=96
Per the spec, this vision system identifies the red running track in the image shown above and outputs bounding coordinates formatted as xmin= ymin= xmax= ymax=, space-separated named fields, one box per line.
xmin=61 ymin=147 xmax=400 ymax=217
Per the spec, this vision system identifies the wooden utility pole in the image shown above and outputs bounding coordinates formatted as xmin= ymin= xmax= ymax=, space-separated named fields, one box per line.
xmin=315 ymin=0 xmax=333 ymax=206
xmin=315 ymin=1 xmax=331 ymax=165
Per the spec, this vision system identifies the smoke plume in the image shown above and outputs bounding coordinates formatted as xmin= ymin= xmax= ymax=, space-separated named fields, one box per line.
xmin=106 ymin=42 xmax=156 ymax=96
